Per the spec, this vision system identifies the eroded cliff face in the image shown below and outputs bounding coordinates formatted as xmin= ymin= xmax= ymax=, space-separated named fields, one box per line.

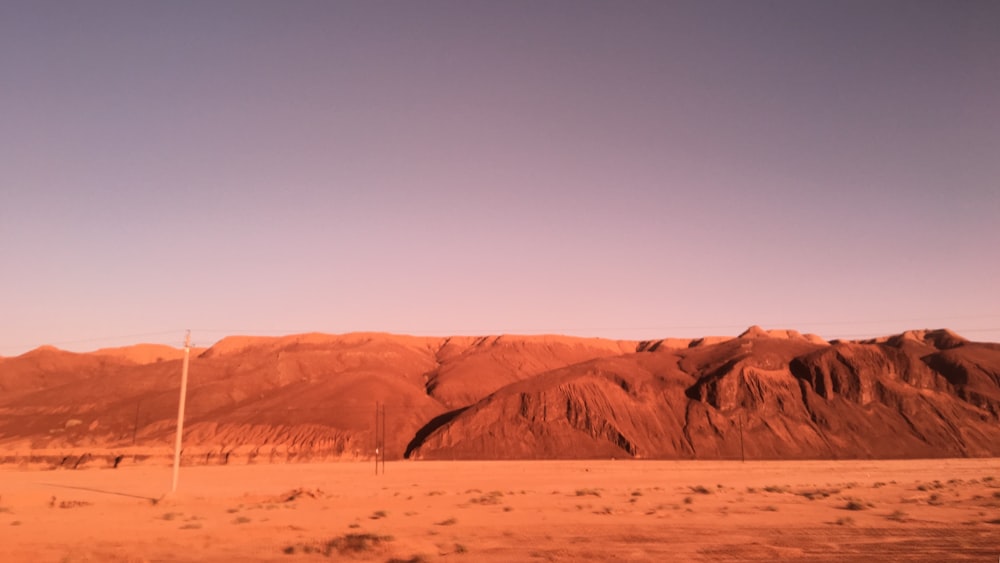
xmin=407 ymin=329 xmax=1000 ymax=460
xmin=2 ymin=328 xmax=999 ymax=462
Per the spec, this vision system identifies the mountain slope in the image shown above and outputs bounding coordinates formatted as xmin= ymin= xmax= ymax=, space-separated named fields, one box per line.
xmin=1 ymin=328 xmax=998 ymax=464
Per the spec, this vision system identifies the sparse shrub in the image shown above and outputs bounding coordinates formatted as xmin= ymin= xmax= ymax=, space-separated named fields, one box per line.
xmin=844 ymin=500 xmax=866 ymax=511
xmin=631 ymin=491 xmax=643 ymax=497
xmin=328 ymin=533 xmax=393 ymax=555
xmin=283 ymin=534 xmax=393 ymax=557
xmin=575 ymin=489 xmax=601 ymax=497
xmin=162 ymin=512 xmax=182 ymax=521
xmin=470 ymin=491 xmax=504 ymax=505
xmin=10 ymin=521 xmax=22 ymax=526
xmin=179 ymin=523 xmax=202 ymax=530
xmin=58 ymin=500 xmax=91 ymax=509
xmin=454 ymin=544 xmax=467 ymax=553
xmin=746 ymin=487 xmax=757 ymax=494
xmin=503 ymin=506 xmax=513 ymax=512
xmin=683 ymin=496 xmax=693 ymax=505
xmin=872 ymin=482 xmax=886 ymax=488
xmin=927 ymin=494 xmax=943 ymax=506
xmin=763 ymin=485 xmax=786 ymax=494
xmin=762 ymin=505 xmax=778 ymax=512
xmin=993 ymin=491 xmax=1000 ymax=499
xmin=233 ymin=516 xmax=252 ymax=524
xmin=834 ymin=517 xmax=855 ymax=526
xmin=886 ymin=510 xmax=907 ymax=522
xmin=689 ymin=485 xmax=711 ymax=495
xmin=435 ymin=517 xmax=457 ymax=526
xmin=798 ymin=488 xmax=840 ymax=501
xmin=370 ymin=510 xmax=388 ymax=519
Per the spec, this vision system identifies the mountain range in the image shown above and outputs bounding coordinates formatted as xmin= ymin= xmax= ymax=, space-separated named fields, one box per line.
xmin=1 ymin=327 xmax=998 ymax=464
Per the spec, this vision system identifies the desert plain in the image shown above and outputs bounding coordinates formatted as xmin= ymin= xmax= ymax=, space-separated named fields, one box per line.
xmin=1 ymin=458 xmax=999 ymax=562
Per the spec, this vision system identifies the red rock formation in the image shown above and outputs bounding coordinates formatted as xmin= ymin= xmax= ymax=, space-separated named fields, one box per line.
xmin=1 ymin=328 xmax=998 ymax=463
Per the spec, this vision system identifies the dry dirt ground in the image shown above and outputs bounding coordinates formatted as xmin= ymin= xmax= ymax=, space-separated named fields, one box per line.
xmin=0 ymin=459 xmax=998 ymax=562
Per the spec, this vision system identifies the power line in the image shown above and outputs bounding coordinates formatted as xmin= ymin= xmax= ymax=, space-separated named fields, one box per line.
xmin=0 ymin=329 xmax=186 ymax=352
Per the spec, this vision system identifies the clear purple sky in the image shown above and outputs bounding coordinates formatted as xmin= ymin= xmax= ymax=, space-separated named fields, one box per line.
xmin=2 ymin=1 xmax=998 ymax=354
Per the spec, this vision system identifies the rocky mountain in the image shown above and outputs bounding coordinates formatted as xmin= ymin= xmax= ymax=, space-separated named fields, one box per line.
xmin=1 ymin=328 xmax=997 ymax=464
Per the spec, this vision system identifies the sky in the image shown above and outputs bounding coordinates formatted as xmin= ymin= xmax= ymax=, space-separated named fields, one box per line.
xmin=2 ymin=0 xmax=998 ymax=355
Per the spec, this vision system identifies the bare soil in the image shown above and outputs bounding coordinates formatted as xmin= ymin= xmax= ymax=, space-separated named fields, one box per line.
xmin=1 ymin=458 xmax=997 ymax=561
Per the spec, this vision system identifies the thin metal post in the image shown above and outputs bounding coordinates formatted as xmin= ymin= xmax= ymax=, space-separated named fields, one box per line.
xmin=132 ymin=400 xmax=141 ymax=446
xmin=738 ymin=413 xmax=745 ymax=463
xmin=171 ymin=331 xmax=191 ymax=493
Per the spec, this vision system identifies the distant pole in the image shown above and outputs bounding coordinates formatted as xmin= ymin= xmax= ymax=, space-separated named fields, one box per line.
xmin=171 ymin=331 xmax=191 ymax=493
xmin=132 ymin=400 xmax=141 ymax=446
xmin=738 ymin=413 xmax=745 ymax=463
xmin=374 ymin=402 xmax=386 ymax=476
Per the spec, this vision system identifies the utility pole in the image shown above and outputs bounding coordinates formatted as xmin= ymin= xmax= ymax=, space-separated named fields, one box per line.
xmin=381 ymin=403 xmax=386 ymax=475
xmin=132 ymin=400 xmax=141 ymax=446
xmin=738 ymin=412 xmax=745 ymax=463
xmin=374 ymin=402 xmax=386 ymax=475
xmin=171 ymin=330 xmax=191 ymax=493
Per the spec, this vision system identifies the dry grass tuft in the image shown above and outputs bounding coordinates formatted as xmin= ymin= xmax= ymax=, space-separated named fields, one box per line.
xmin=285 ymin=533 xmax=394 ymax=557
xmin=470 ymin=491 xmax=504 ymax=505
xmin=834 ymin=516 xmax=855 ymax=526
xmin=435 ymin=517 xmax=457 ymax=526
xmin=886 ymin=510 xmax=907 ymax=522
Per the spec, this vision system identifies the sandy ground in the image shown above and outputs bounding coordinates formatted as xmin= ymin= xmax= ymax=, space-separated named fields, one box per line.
xmin=0 ymin=459 xmax=998 ymax=562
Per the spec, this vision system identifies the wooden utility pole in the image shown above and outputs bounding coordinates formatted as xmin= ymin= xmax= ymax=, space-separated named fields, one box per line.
xmin=171 ymin=330 xmax=191 ymax=493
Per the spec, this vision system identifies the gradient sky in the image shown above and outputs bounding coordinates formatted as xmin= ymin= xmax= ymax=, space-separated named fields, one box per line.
xmin=2 ymin=0 xmax=998 ymax=355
